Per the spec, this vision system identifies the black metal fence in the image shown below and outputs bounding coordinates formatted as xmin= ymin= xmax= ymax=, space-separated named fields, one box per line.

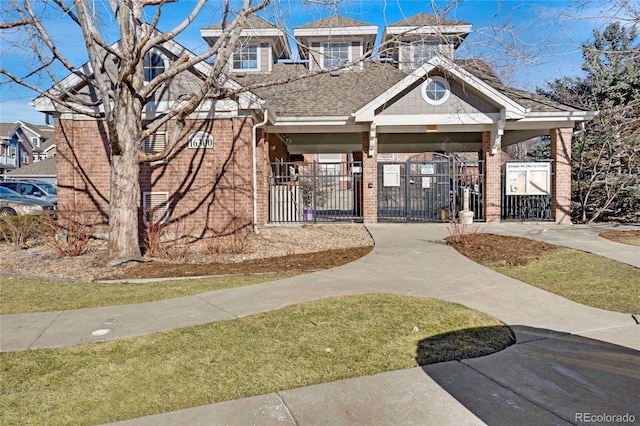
xmin=454 ymin=160 xmax=485 ymax=221
xmin=268 ymin=161 xmax=363 ymax=223
xmin=502 ymin=161 xmax=553 ymax=221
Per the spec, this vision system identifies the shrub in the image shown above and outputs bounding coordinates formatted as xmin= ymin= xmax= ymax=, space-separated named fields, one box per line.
xmin=40 ymin=207 xmax=98 ymax=256
xmin=0 ymin=215 xmax=42 ymax=250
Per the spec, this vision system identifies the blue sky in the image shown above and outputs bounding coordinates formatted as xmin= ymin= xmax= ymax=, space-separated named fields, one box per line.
xmin=0 ymin=0 xmax=621 ymax=125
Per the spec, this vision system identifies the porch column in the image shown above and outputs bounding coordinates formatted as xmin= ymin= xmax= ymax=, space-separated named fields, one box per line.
xmin=362 ymin=130 xmax=378 ymax=223
xmin=550 ymin=127 xmax=573 ymax=223
xmin=482 ymin=130 xmax=502 ymax=222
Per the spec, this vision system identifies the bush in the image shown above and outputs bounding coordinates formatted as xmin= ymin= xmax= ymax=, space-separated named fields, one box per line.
xmin=0 ymin=215 xmax=42 ymax=250
xmin=40 ymin=207 xmax=97 ymax=257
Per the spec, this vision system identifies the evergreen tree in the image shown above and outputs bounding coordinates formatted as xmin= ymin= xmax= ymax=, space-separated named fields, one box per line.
xmin=538 ymin=22 xmax=640 ymax=222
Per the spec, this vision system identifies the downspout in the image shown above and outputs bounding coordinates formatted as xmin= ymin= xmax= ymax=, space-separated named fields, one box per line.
xmin=252 ymin=110 xmax=269 ymax=234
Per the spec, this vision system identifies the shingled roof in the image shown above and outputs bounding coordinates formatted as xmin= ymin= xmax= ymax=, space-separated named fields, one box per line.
xmin=202 ymin=14 xmax=281 ymax=30
xmin=233 ymin=58 xmax=587 ymax=118
xmin=6 ymin=156 xmax=56 ymax=178
xmin=295 ymin=15 xmax=374 ymax=30
xmin=0 ymin=123 xmax=17 ymax=141
xmin=235 ymin=62 xmax=407 ymax=117
xmin=388 ymin=12 xmax=469 ymax=28
xmin=456 ymin=59 xmax=587 ymax=113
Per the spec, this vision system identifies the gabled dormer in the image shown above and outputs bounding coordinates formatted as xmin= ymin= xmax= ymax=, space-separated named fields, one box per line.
xmin=201 ymin=15 xmax=290 ymax=74
xmin=294 ymin=15 xmax=378 ymax=72
xmin=382 ymin=13 xmax=471 ymax=71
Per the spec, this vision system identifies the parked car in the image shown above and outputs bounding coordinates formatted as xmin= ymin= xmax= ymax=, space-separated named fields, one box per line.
xmin=0 ymin=180 xmax=57 ymax=205
xmin=0 ymin=187 xmax=56 ymax=217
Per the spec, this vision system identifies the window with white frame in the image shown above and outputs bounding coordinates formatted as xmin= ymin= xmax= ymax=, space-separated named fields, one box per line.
xmin=142 ymin=132 xmax=167 ymax=154
xmin=31 ymin=137 xmax=40 ymax=147
xmin=143 ymin=52 xmax=165 ymax=82
xmin=421 ymin=76 xmax=451 ymax=105
xmin=232 ymin=45 xmax=258 ymax=70
xmin=323 ymin=42 xmax=349 ymax=69
xmin=20 ymin=150 xmax=29 ymax=164
xmin=412 ymin=41 xmax=439 ymax=67
xmin=143 ymin=192 xmax=169 ymax=223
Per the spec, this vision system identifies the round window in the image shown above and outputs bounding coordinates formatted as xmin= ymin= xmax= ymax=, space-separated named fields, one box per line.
xmin=421 ymin=76 xmax=450 ymax=105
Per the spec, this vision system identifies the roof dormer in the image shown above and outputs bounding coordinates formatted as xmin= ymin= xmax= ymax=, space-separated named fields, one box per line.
xmin=294 ymin=15 xmax=378 ymax=72
xmin=201 ymin=15 xmax=290 ymax=74
xmin=382 ymin=13 xmax=471 ymax=71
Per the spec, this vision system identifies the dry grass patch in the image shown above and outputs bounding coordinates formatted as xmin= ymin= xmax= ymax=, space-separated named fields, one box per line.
xmin=0 ymin=274 xmax=294 ymax=314
xmin=489 ymin=248 xmax=639 ymax=314
xmin=0 ymin=294 xmax=513 ymax=425
xmin=448 ymin=234 xmax=640 ymax=314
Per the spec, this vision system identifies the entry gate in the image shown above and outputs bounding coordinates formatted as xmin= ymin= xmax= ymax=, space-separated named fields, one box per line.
xmin=378 ymin=153 xmax=485 ymax=222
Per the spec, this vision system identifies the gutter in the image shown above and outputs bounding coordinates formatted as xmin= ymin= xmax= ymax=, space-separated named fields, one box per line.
xmin=252 ymin=110 xmax=269 ymax=234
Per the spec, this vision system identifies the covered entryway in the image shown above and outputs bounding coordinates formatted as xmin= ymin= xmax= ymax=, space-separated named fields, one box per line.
xmin=377 ymin=153 xmax=485 ymax=222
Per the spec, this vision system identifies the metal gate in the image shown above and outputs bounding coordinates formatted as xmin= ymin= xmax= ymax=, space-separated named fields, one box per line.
xmin=378 ymin=153 xmax=452 ymax=222
xmin=378 ymin=153 xmax=485 ymax=222
xmin=268 ymin=161 xmax=362 ymax=223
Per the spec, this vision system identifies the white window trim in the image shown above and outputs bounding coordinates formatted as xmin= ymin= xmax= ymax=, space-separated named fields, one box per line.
xmin=143 ymin=50 xmax=168 ymax=84
xmin=321 ymin=41 xmax=351 ymax=70
xmin=421 ymin=76 xmax=451 ymax=105
xmin=143 ymin=191 xmax=169 ymax=224
xmin=231 ymin=44 xmax=261 ymax=72
xmin=411 ymin=41 xmax=439 ymax=68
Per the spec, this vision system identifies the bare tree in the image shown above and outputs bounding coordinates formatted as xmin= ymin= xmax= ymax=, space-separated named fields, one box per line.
xmin=1 ymin=0 xmax=272 ymax=261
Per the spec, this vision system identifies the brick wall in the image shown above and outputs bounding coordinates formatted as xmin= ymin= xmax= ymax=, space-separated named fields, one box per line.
xmin=362 ymin=131 xmax=378 ymax=223
xmin=56 ymin=117 xmax=257 ymax=238
xmin=482 ymin=131 xmax=502 ymax=222
xmin=550 ymin=127 xmax=573 ymax=223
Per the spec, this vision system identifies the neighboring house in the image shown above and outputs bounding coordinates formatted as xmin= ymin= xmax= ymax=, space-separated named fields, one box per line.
xmin=32 ymin=13 xmax=595 ymax=236
xmin=0 ymin=122 xmax=18 ymax=175
xmin=4 ymin=157 xmax=56 ymax=184
xmin=0 ymin=121 xmax=55 ymax=177
xmin=13 ymin=121 xmax=56 ymax=162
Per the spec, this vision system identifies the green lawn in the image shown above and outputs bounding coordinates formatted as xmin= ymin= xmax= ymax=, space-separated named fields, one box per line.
xmin=0 ymin=274 xmax=294 ymax=314
xmin=0 ymin=293 xmax=514 ymax=425
xmin=489 ymin=247 xmax=640 ymax=314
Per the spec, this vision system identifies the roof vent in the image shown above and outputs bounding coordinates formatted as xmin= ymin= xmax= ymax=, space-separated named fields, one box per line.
xmin=330 ymin=71 xmax=340 ymax=77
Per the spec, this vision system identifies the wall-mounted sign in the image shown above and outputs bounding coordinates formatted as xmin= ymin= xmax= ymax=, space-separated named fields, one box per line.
xmin=421 ymin=163 xmax=435 ymax=175
xmin=506 ymin=162 xmax=551 ymax=195
xmin=188 ymin=131 xmax=214 ymax=149
xmin=383 ymin=164 xmax=400 ymax=187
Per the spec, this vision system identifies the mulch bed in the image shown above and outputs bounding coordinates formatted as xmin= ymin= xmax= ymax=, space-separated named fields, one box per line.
xmin=114 ymin=246 xmax=373 ymax=279
xmin=445 ymin=234 xmax=556 ymax=265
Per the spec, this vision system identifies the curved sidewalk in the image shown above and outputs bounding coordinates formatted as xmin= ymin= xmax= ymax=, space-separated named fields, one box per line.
xmin=1 ymin=223 xmax=639 ymax=425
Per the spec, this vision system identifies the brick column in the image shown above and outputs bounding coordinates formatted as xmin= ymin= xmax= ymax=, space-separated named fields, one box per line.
xmin=362 ymin=131 xmax=378 ymax=223
xmin=550 ymin=127 xmax=573 ymax=223
xmin=482 ymin=131 xmax=502 ymax=222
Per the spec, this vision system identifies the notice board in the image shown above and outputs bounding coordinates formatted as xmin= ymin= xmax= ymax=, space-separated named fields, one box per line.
xmin=506 ymin=162 xmax=551 ymax=195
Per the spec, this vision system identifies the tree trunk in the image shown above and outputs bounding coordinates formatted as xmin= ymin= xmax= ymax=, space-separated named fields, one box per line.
xmin=108 ymin=116 xmax=143 ymax=261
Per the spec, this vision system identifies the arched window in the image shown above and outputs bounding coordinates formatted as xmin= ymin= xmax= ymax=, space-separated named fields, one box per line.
xmin=143 ymin=52 xmax=165 ymax=82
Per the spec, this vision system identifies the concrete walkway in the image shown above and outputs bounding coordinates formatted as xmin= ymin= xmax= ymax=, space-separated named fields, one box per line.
xmin=1 ymin=223 xmax=638 ymax=425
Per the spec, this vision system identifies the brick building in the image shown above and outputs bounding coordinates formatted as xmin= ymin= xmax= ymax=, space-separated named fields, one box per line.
xmin=33 ymin=13 xmax=595 ymax=236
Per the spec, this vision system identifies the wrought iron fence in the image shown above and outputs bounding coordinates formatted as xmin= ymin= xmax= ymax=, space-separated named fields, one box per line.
xmin=268 ymin=161 xmax=363 ymax=223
